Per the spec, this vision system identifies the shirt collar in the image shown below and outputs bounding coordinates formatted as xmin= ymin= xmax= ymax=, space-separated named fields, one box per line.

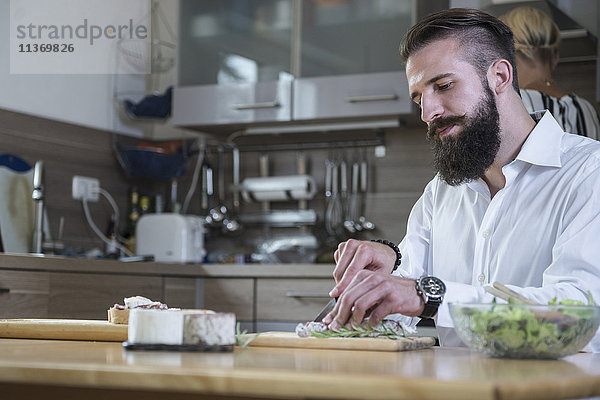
xmin=514 ymin=110 xmax=564 ymax=168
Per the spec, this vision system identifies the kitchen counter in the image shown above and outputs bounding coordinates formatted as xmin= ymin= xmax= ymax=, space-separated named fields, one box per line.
xmin=0 ymin=339 xmax=599 ymax=400
xmin=0 ymin=252 xmax=335 ymax=277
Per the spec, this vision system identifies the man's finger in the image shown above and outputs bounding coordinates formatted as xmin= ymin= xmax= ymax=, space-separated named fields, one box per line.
xmin=332 ymin=242 xmax=379 ymax=296
xmin=326 ymin=270 xmax=386 ymax=328
xmin=332 ymin=239 xmax=360 ymax=284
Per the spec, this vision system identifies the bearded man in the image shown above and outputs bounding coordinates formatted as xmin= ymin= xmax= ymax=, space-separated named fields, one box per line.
xmin=323 ymin=8 xmax=600 ymax=352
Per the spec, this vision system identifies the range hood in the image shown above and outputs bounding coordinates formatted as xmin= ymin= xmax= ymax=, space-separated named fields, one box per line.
xmin=483 ymin=0 xmax=597 ymax=62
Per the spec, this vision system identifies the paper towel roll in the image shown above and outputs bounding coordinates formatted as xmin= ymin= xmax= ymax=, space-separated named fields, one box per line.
xmin=240 ymin=175 xmax=317 ymax=202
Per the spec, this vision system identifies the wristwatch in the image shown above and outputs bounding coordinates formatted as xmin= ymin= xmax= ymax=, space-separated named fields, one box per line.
xmin=416 ymin=275 xmax=446 ymax=319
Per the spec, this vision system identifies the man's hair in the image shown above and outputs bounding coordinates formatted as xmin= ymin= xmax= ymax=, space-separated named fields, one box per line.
xmin=400 ymin=8 xmax=519 ymax=92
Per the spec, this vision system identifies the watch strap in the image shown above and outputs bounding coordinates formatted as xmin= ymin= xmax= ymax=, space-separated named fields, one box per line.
xmin=418 ymin=299 xmax=441 ymax=319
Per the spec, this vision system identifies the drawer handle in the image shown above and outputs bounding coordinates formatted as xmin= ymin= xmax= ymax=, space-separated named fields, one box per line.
xmin=346 ymin=94 xmax=398 ymax=103
xmin=285 ymin=292 xmax=330 ymax=299
xmin=0 ymin=288 xmax=10 ymax=294
xmin=232 ymin=101 xmax=281 ymax=110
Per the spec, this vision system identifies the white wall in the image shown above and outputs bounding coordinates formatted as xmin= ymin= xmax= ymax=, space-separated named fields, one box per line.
xmin=0 ymin=0 xmax=192 ymax=139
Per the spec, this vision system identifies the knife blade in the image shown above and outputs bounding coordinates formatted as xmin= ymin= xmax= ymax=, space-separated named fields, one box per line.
xmin=313 ymin=297 xmax=337 ymax=322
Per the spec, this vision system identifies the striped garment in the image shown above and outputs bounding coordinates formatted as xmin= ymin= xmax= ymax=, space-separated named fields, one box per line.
xmin=520 ymin=89 xmax=600 ymax=140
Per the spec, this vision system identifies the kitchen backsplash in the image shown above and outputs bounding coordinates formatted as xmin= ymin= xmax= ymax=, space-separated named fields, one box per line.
xmin=0 ymin=60 xmax=595 ymax=260
xmin=0 ymin=107 xmax=433 ymax=259
xmin=0 ymin=108 xmax=129 ymax=252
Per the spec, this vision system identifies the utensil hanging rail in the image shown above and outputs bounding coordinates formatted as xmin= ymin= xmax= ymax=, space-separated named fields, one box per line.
xmin=218 ymin=134 xmax=385 ymax=153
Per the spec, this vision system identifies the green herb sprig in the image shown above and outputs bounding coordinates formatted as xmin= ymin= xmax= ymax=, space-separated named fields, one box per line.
xmin=310 ymin=321 xmax=408 ymax=340
xmin=235 ymin=322 xmax=259 ymax=347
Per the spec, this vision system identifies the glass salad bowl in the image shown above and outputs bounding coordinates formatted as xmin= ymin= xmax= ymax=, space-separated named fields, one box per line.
xmin=449 ymin=302 xmax=600 ymax=359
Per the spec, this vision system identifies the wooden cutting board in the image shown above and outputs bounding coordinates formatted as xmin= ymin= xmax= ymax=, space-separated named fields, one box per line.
xmin=242 ymin=332 xmax=436 ymax=352
xmin=0 ymin=319 xmax=127 ymax=342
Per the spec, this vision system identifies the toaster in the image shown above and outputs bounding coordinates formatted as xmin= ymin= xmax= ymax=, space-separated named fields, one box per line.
xmin=136 ymin=214 xmax=206 ymax=263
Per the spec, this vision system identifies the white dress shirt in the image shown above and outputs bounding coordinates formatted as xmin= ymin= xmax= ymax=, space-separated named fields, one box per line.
xmin=395 ymin=111 xmax=600 ymax=352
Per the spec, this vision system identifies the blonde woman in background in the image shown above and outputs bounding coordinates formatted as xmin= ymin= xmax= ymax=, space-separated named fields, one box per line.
xmin=500 ymin=6 xmax=600 ymax=140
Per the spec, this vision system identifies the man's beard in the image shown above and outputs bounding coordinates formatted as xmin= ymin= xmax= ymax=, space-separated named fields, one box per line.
xmin=426 ymin=86 xmax=501 ymax=186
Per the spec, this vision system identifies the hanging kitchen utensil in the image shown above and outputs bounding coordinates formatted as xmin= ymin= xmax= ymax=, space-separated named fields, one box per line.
xmin=200 ymin=152 xmax=214 ymax=219
xmin=223 ymin=147 xmax=241 ymax=233
xmin=357 ymin=150 xmax=375 ymax=231
xmin=350 ymin=161 xmax=363 ymax=232
xmin=208 ymin=146 xmax=228 ymax=224
xmin=296 ymin=151 xmax=308 ymax=210
xmin=340 ymin=160 xmax=355 ymax=234
xmin=325 ymin=158 xmax=343 ymax=238
xmin=259 ymin=154 xmax=270 ymax=213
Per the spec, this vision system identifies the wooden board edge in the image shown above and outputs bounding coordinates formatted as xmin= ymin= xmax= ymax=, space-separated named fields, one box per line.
xmin=240 ymin=332 xmax=437 ymax=352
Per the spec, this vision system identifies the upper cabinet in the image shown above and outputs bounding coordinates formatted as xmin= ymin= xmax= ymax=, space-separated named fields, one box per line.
xmin=173 ymin=0 xmax=415 ymax=131
xmin=175 ymin=0 xmax=293 ymax=127
xmin=294 ymin=0 xmax=413 ymax=121
xmin=298 ymin=1 xmax=412 ymax=77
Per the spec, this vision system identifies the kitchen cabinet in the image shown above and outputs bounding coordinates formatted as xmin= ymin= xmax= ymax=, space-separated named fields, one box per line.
xmin=299 ymin=1 xmax=412 ymax=77
xmin=165 ymin=276 xmax=329 ymax=332
xmin=47 ymin=272 xmax=162 ymax=319
xmin=0 ymin=270 xmax=50 ymax=318
xmin=163 ymin=276 xmax=199 ymax=309
xmin=256 ymin=277 xmax=333 ymax=322
xmin=202 ymin=278 xmax=254 ymax=321
xmin=293 ymin=0 xmax=413 ymax=121
xmin=173 ymin=0 xmax=415 ymax=130
xmin=163 ymin=277 xmax=254 ymax=323
xmin=0 ymin=254 xmax=336 ymax=331
xmin=174 ymin=0 xmax=293 ymax=127
xmin=293 ymin=71 xmax=411 ymax=121
xmin=177 ymin=0 xmax=293 ymax=86
xmin=173 ymin=80 xmax=292 ymax=127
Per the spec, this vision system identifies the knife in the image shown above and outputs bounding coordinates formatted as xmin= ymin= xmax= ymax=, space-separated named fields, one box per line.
xmin=313 ymin=297 xmax=337 ymax=322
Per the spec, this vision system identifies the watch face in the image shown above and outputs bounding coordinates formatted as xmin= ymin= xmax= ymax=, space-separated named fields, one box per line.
xmin=420 ymin=276 xmax=446 ymax=298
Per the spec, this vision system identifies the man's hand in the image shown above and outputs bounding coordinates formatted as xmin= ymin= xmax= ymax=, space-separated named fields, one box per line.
xmin=330 ymin=239 xmax=397 ymax=297
xmin=322 ymin=270 xmax=424 ymax=330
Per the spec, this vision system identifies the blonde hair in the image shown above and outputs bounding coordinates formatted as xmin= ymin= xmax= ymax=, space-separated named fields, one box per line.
xmin=500 ymin=6 xmax=560 ymax=67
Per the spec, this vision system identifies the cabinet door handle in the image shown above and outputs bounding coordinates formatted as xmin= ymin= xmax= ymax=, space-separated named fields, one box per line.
xmin=346 ymin=94 xmax=398 ymax=103
xmin=285 ymin=292 xmax=330 ymax=298
xmin=0 ymin=287 xmax=10 ymax=294
xmin=232 ymin=101 xmax=281 ymax=110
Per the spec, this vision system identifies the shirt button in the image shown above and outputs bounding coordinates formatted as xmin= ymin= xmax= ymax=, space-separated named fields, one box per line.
xmin=478 ymin=274 xmax=485 ymax=282
xmin=482 ymin=230 xmax=491 ymax=238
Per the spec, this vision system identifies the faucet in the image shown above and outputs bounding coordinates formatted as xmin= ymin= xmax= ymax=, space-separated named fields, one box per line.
xmin=31 ymin=160 xmax=44 ymax=254
xmin=31 ymin=161 xmax=65 ymax=255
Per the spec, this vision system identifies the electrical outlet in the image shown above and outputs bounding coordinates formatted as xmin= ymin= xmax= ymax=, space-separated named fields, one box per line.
xmin=72 ymin=176 xmax=100 ymax=201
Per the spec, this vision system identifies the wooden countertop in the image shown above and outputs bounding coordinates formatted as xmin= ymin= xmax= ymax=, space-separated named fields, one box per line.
xmin=0 ymin=253 xmax=334 ymax=278
xmin=0 ymin=339 xmax=598 ymax=400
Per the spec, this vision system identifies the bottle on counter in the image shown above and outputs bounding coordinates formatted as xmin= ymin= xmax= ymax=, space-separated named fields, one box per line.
xmin=140 ymin=194 xmax=150 ymax=216
xmin=105 ymin=214 xmax=120 ymax=259
xmin=123 ymin=186 xmax=140 ymax=254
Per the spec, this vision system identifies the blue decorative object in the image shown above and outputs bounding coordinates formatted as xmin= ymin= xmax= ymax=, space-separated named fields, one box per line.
xmin=123 ymin=87 xmax=173 ymax=119
xmin=0 ymin=154 xmax=32 ymax=172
